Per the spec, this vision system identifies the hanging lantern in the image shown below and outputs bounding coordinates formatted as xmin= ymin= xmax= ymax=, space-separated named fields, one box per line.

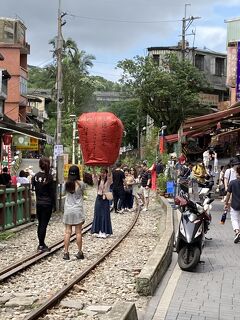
xmin=2 ymin=134 xmax=12 ymax=145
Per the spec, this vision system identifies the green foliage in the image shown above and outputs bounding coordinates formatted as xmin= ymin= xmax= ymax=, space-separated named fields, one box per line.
xmin=120 ymin=154 xmax=138 ymax=168
xmin=142 ymin=129 xmax=158 ymax=165
xmin=117 ymin=53 xmax=212 ymax=134
xmin=157 ymin=173 xmax=167 ymax=191
xmin=28 ymin=65 xmax=55 ymax=89
xmin=97 ymin=99 xmax=146 ymax=148
xmin=161 ymin=152 xmax=170 ymax=166
xmin=90 ymin=76 xmax=123 ymax=92
xmin=0 ymin=231 xmax=15 ymax=241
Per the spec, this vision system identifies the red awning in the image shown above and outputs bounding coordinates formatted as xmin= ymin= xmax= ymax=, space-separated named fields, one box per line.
xmin=165 ymin=128 xmax=211 ymax=143
xmin=183 ymin=104 xmax=240 ymax=131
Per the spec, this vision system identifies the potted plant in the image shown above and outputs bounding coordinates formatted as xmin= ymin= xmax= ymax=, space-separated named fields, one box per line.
xmin=157 ymin=173 xmax=167 ymax=196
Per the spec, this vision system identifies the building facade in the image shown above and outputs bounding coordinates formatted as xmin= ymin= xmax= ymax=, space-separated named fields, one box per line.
xmin=0 ymin=18 xmax=30 ymax=122
xmin=225 ymin=17 xmax=240 ymax=105
xmin=147 ymin=45 xmax=228 ymax=108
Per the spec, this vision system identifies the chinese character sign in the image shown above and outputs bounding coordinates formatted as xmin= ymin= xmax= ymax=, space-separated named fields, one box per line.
xmin=227 ymin=46 xmax=237 ymax=88
xmin=236 ymin=42 xmax=240 ymax=101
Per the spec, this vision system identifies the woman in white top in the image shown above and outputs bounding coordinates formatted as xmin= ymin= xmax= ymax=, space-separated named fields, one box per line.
xmin=63 ymin=165 xmax=85 ymax=260
xmin=91 ymin=167 xmax=113 ymax=238
xmin=17 ymin=170 xmax=30 ymax=185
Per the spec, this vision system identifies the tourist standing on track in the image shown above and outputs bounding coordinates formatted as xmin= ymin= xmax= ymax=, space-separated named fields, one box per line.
xmin=91 ymin=167 xmax=113 ymax=238
xmin=138 ymin=163 xmax=151 ymax=211
xmin=123 ymin=168 xmax=135 ymax=211
xmin=224 ymin=165 xmax=240 ymax=243
xmin=32 ymin=157 xmax=55 ymax=252
xmin=63 ymin=165 xmax=85 ymax=260
xmin=112 ymin=162 xmax=125 ymax=213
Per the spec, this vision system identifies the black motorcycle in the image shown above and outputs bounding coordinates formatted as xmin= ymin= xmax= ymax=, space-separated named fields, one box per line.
xmin=175 ymin=189 xmax=214 ymax=271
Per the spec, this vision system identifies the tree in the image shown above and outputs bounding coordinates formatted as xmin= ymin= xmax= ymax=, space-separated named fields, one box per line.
xmin=117 ymin=53 xmax=212 ymax=134
xmin=98 ymin=99 xmax=146 ymax=148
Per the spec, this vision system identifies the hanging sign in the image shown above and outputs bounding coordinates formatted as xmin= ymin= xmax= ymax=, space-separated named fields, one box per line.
xmin=13 ymin=135 xmax=39 ymax=151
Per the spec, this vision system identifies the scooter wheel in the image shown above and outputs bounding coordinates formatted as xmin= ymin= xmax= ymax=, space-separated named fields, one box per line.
xmin=178 ymin=246 xmax=200 ymax=271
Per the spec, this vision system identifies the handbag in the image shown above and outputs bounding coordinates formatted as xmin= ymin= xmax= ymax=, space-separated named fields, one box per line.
xmin=104 ymin=192 xmax=113 ymax=201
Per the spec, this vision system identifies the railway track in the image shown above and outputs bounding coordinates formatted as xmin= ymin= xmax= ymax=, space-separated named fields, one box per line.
xmin=25 ymin=207 xmax=141 ymax=320
xmin=0 ymin=222 xmax=93 ymax=282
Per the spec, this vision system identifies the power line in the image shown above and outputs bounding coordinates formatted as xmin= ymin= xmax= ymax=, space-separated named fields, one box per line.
xmin=67 ymin=13 xmax=181 ymax=24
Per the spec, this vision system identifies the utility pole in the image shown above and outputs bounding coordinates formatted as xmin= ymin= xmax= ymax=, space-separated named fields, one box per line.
xmin=55 ymin=0 xmax=66 ymax=211
xmin=181 ymin=4 xmax=188 ymax=61
xmin=56 ymin=0 xmax=64 ymax=145
xmin=181 ymin=4 xmax=200 ymax=61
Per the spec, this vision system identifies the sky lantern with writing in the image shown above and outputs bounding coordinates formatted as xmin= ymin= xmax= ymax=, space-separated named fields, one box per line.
xmin=78 ymin=112 xmax=124 ymax=166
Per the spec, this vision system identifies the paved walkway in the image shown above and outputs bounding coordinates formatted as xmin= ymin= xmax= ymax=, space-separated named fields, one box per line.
xmin=143 ymin=200 xmax=240 ymax=320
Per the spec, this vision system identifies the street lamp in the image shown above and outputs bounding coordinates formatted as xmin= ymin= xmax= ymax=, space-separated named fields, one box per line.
xmin=156 ymin=124 xmax=167 ymax=161
xmin=69 ymin=114 xmax=76 ymax=164
xmin=140 ymin=126 xmax=146 ymax=160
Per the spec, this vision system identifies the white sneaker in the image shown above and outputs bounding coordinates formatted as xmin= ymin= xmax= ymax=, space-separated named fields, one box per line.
xmin=142 ymin=207 xmax=148 ymax=212
xmin=96 ymin=231 xmax=103 ymax=238
xmin=101 ymin=232 xmax=107 ymax=238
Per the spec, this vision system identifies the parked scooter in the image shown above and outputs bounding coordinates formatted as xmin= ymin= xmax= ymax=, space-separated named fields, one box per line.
xmin=175 ymin=188 xmax=214 ymax=271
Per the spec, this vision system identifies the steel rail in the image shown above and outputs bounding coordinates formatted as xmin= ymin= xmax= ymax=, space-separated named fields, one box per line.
xmin=25 ymin=207 xmax=140 ymax=320
xmin=0 ymin=222 xmax=92 ymax=282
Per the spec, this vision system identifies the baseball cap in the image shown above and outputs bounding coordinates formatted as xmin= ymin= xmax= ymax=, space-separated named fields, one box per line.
xmin=69 ymin=165 xmax=80 ymax=176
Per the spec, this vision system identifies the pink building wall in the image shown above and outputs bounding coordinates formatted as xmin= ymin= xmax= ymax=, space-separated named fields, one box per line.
xmin=0 ymin=45 xmax=28 ymax=122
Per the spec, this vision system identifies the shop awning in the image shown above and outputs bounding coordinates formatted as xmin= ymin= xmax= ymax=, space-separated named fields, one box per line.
xmin=183 ymin=103 xmax=240 ymax=131
xmin=165 ymin=128 xmax=211 ymax=143
xmin=0 ymin=121 xmax=49 ymax=141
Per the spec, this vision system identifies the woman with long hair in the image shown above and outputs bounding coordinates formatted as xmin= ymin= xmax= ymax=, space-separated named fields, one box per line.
xmin=91 ymin=167 xmax=113 ymax=238
xmin=32 ymin=157 xmax=55 ymax=252
xmin=63 ymin=165 xmax=85 ymax=260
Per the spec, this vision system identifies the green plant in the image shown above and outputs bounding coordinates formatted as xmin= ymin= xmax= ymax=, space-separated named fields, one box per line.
xmin=0 ymin=231 xmax=15 ymax=241
xmin=161 ymin=152 xmax=170 ymax=166
xmin=157 ymin=173 xmax=167 ymax=191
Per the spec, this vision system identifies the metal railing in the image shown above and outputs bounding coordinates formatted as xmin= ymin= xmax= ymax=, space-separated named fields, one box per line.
xmin=0 ymin=184 xmax=31 ymax=231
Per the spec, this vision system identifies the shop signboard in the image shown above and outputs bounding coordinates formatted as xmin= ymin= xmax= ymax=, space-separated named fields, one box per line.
xmin=236 ymin=42 xmax=240 ymax=101
xmin=226 ymin=46 xmax=237 ymax=88
xmin=53 ymin=144 xmax=63 ymax=160
xmin=13 ymin=135 xmax=38 ymax=150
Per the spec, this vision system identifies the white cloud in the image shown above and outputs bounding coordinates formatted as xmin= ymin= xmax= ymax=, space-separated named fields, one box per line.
xmin=0 ymin=0 xmax=239 ymax=79
xmin=194 ymin=26 xmax=227 ymax=52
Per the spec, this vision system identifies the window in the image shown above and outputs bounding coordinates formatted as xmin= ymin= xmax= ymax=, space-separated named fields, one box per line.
xmin=195 ymin=54 xmax=204 ymax=71
xmin=0 ymin=100 xmax=4 ymax=114
xmin=152 ymin=54 xmax=160 ymax=66
xmin=215 ymin=57 xmax=225 ymax=76
xmin=20 ymin=76 xmax=27 ymax=96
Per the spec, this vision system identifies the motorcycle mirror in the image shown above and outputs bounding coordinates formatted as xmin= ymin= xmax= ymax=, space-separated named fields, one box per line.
xmin=189 ymin=213 xmax=198 ymax=222
xmin=196 ymin=203 xmax=204 ymax=213
xmin=199 ymin=187 xmax=210 ymax=196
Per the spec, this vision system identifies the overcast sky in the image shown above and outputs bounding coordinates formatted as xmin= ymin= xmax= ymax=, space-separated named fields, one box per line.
xmin=1 ymin=0 xmax=239 ymax=81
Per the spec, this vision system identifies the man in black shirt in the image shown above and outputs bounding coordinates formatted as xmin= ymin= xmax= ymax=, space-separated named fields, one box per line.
xmin=138 ymin=163 xmax=151 ymax=211
xmin=225 ymin=164 xmax=240 ymax=243
xmin=112 ymin=162 xmax=125 ymax=213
